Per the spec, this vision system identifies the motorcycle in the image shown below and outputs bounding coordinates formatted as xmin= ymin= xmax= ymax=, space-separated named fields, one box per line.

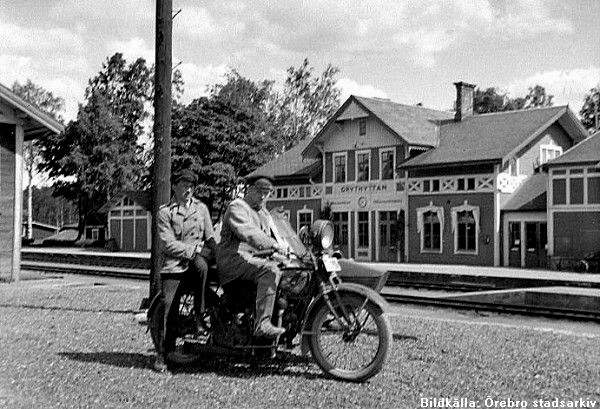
xmin=147 ymin=214 xmax=392 ymax=382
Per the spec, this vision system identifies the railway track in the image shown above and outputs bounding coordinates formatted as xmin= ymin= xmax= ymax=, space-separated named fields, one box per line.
xmin=384 ymin=292 xmax=600 ymax=322
xmin=21 ymin=262 xmax=600 ymax=322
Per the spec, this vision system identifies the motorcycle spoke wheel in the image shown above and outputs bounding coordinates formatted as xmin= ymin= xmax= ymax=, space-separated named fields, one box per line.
xmin=309 ymin=294 xmax=391 ymax=382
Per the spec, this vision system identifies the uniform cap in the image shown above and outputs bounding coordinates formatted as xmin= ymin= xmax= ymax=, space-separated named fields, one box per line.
xmin=172 ymin=169 xmax=198 ymax=185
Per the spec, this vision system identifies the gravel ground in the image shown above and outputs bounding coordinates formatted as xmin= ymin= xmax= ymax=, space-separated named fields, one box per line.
xmin=0 ymin=275 xmax=599 ymax=409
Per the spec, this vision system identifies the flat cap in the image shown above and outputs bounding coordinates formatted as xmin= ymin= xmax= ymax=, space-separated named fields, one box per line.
xmin=171 ymin=169 xmax=198 ymax=185
xmin=245 ymin=174 xmax=275 ymax=187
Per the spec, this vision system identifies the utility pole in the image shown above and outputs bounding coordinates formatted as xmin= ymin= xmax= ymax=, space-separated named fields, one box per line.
xmin=149 ymin=0 xmax=172 ymax=303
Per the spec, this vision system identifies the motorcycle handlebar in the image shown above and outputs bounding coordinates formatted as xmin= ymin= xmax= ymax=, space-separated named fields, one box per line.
xmin=252 ymin=249 xmax=277 ymax=258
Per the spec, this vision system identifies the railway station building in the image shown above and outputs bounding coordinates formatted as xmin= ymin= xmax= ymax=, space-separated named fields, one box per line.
xmin=250 ymin=82 xmax=592 ymax=267
xmin=0 ymin=83 xmax=63 ymax=281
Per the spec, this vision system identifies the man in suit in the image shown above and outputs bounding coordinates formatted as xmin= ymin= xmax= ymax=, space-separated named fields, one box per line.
xmin=216 ymin=175 xmax=288 ymax=339
xmin=154 ymin=168 xmax=216 ymax=372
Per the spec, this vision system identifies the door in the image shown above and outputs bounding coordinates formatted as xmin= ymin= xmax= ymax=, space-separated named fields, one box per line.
xmin=525 ymin=222 xmax=548 ymax=268
xmin=379 ymin=211 xmax=399 ymax=262
xmin=332 ymin=211 xmax=349 ymax=257
xmin=508 ymin=222 xmax=521 ymax=267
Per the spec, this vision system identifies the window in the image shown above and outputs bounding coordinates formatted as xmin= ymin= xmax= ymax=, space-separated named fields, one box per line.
xmin=123 ymin=197 xmax=134 ymax=206
xmin=570 ymin=177 xmax=584 ymax=204
xmin=380 ymin=149 xmax=394 ymax=180
xmin=276 ymin=187 xmax=288 ymax=199
xmin=297 ymin=210 xmax=313 ymax=233
xmin=588 ymin=177 xmax=600 ymax=204
xmin=359 ymin=118 xmax=366 ymax=136
xmin=417 ymin=203 xmax=443 ymax=253
xmin=357 ymin=211 xmax=369 ymax=247
xmin=332 ymin=212 xmax=349 ymax=247
xmin=451 ymin=201 xmax=479 ymax=254
xmin=423 ymin=212 xmax=441 ymax=251
xmin=509 ymin=222 xmax=520 ymax=250
xmin=552 ymin=179 xmax=566 ymax=205
xmin=334 ymin=153 xmax=347 ymax=183
xmin=357 ymin=151 xmax=370 ymax=181
xmin=509 ymin=158 xmax=519 ymax=176
xmin=456 ymin=211 xmax=476 ymax=251
xmin=540 ymin=144 xmax=563 ymax=165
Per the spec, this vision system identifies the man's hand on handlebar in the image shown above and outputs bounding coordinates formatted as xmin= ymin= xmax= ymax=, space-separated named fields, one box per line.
xmin=272 ymin=242 xmax=290 ymax=257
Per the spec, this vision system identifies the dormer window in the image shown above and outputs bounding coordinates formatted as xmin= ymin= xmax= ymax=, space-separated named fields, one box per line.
xmin=540 ymin=144 xmax=562 ymax=165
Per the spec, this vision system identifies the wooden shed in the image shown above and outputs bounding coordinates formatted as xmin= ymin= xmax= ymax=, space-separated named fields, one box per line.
xmin=0 ymin=83 xmax=64 ymax=281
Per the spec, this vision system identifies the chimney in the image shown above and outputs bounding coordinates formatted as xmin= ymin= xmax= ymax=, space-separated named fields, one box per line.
xmin=454 ymin=81 xmax=476 ymax=122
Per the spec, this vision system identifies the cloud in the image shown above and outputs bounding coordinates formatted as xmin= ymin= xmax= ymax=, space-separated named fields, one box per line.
xmin=187 ymin=0 xmax=574 ymax=68
xmin=506 ymin=66 xmax=600 ymax=114
xmin=0 ymin=20 xmax=84 ymax=54
xmin=336 ymin=78 xmax=388 ymax=102
xmin=177 ymin=62 xmax=230 ymax=103
xmin=107 ymin=37 xmax=155 ymax=64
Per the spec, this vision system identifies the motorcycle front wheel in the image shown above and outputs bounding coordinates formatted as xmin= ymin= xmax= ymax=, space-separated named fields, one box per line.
xmin=308 ymin=293 xmax=392 ymax=382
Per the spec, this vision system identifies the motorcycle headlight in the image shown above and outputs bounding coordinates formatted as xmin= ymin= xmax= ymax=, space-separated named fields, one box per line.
xmin=310 ymin=220 xmax=335 ymax=251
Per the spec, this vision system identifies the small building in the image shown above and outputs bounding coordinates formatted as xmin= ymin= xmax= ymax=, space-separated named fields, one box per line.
xmin=545 ymin=132 xmax=600 ymax=267
xmin=99 ymin=191 xmax=151 ymax=251
xmin=0 ymin=83 xmax=63 ymax=281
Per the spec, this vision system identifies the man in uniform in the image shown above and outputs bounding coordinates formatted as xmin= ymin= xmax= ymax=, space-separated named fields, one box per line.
xmin=216 ymin=175 xmax=287 ymax=339
xmin=154 ymin=168 xmax=216 ymax=372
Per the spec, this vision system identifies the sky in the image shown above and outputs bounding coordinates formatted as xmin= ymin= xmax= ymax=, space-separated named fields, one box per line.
xmin=1 ymin=0 xmax=599 ymax=123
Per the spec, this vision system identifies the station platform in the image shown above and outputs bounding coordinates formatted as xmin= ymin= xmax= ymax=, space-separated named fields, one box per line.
xmin=368 ymin=263 xmax=600 ymax=318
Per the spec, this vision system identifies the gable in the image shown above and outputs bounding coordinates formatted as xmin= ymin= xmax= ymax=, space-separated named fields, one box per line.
xmin=336 ymin=101 xmax=369 ymax=121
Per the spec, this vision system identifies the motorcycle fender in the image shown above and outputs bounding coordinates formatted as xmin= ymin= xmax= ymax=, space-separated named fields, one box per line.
xmin=300 ymin=283 xmax=389 ymax=356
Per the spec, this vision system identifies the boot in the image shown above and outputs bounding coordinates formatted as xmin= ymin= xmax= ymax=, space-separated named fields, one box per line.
xmin=254 ymin=291 xmax=284 ymax=338
xmin=255 ymin=318 xmax=285 ymax=338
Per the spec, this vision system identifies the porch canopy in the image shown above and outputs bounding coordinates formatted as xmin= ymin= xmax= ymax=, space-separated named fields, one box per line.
xmin=0 ymin=82 xmax=64 ymax=282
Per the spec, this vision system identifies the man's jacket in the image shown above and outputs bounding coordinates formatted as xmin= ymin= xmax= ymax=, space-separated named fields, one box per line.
xmin=158 ymin=197 xmax=215 ymax=275
xmin=216 ymin=198 xmax=278 ymax=284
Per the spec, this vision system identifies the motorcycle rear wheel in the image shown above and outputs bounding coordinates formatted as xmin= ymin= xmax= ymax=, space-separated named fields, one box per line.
xmin=308 ymin=293 xmax=392 ymax=382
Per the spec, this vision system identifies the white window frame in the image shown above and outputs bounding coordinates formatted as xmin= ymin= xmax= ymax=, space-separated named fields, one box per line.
xmin=297 ymin=207 xmax=314 ymax=233
xmin=451 ymin=201 xmax=480 ymax=255
xmin=416 ymin=202 xmax=444 ymax=254
xmin=333 ymin=152 xmax=347 ymax=183
xmin=355 ymin=149 xmax=371 ymax=182
xmin=379 ymin=147 xmax=395 ymax=180
xmin=540 ymin=144 xmax=563 ymax=165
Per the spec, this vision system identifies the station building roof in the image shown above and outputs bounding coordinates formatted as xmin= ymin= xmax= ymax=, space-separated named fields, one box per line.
xmin=544 ymin=131 xmax=600 ymax=167
xmin=399 ymin=106 xmax=587 ymax=169
xmin=502 ymin=172 xmax=548 ymax=211
xmin=247 ymin=137 xmax=321 ymax=181
xmin=302 ymin=95 xmax=454 ymax=158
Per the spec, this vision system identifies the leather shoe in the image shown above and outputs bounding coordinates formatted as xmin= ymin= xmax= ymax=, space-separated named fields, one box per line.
xmin=254 ymin=321 xmax=285 ymax=338
xmin=153 ymin=355 xmax=167 ymax=373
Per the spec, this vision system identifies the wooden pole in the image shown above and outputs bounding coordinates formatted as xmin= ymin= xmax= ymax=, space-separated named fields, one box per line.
xmin=149 ymin=0 xmax=172 ymax=303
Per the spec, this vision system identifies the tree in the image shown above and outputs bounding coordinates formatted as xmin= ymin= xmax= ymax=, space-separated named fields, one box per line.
xmin=37 ymin=54 xmax=154 ymax=238
xmin=39 ymin=91 xmax=142 ymax=238
xmin=580 ymin=85 xmax=600 ymax=133
xmin=11 ymin=79 xmax=65 ymax=238
xmin=86 ymin=53 xmax=153 ymax=145
xmin=171 ymin=71 xmax=279 ymax=218
xmin=474 ymin=84 xmax=553 ymax=114
xmin=273 ymin=58 xmax=341 ymax=150
xmin=524 ymin=85 xmax=554 ymax=108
